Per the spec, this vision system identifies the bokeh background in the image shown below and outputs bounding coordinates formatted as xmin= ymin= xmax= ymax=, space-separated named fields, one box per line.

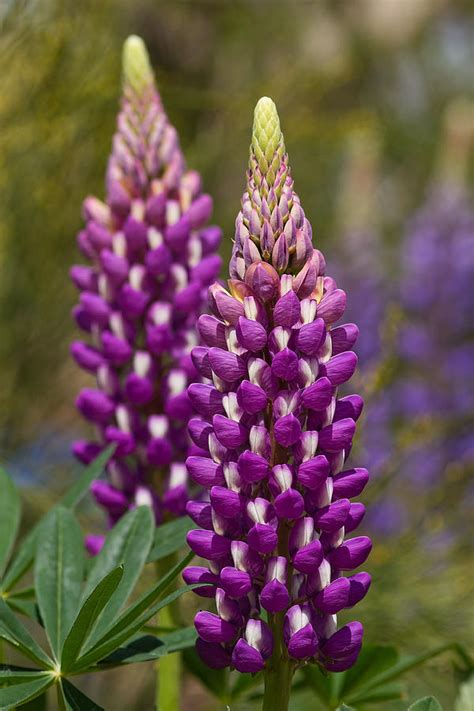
xmin=0 ymin=0 xmax=473 ymax=708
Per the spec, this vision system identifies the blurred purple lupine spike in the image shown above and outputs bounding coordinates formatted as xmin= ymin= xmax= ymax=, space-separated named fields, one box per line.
xmin=184 ymin=98 xmax=371 ymax=692
xmin=71 ymin=36 xmax=222 ymax=542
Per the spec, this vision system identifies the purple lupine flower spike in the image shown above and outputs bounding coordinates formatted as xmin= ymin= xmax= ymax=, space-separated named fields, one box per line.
xmin=185 ymin=97 xmax=371 ymax=686
xmin=71 ymin=36 xmax=221 ymax=541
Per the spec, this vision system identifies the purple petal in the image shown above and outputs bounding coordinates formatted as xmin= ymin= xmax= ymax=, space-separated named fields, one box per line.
xmin=188 ymin=418 xmax=213 ymax=450
xmin=183 ymin=566 xmax=219 ymax=597
xmin=274 ymin=489 xmax=305 ymax=520
xmin=236 ymin=380 xmax=268 ymax=415
xmin=314 ymin=577 xmax=351 ymax=613
xmin=274 ymin=414 xmax=302 ymax=447
xmin=273 ymin=290 xmax=301 ymax=327
xmin=327 ymin=537 xmax=372 ymax=570
xmin=145 ymin=244 xmax=172 ymax=277
xmin=212 ymin=415 xmax=248 ymax=449
xmin=334 ymin=395 xmax=364 ymax=422
xmin=208 ymin=347 xmax=247 ymax=382
xmin=248 ymin=523 xmax=278 ymax=554
xmin=301 ymin=377 xmax=333 ymax=410
xmin=345 ymin=503 xmax=366 ymax=533
xmin=186 ymin=456 xmax=225 ymax=487
xmin=196 ymin=639 xmax=231 ymax=669
xmin=347 ymin=572 xmax=371 ymax=607
xmin=198 ymin=314 xmax=227 ymax=349
xmin=320 ymin=352 xmax=357 ymax=386
xmin=210 ymin=486 xmax=243 ymax=518
xmin=187 ymin=530 xmax=231 ymax=560
xmin=321 ymin=621 xmax=364 ymax=658
xmin=260 ymin=579 xmax=290 ymax=613
xmin=318 ymin=418 xmax=356 ymax=453
xmin=195 ymin=611 xmax=237 ymax=643
xmin=191 ymin=347 xmax=213 ymax=379
xmin=293 ymin=540 xmax=324 ymax=574
xmin=118 ymin=284 xmax=149 ymax=320
xmin=271 ymin=348 xmax=299 ymax=381
xmin=287 ymin=624 xmax=318 ymax=659
xmin=317 ymin=288 xmax=346 ymax=324
xmin=220 ymin=566 xmax=253 ymax=597
xmin=313 ymin=499 xmax=351 ymax=532
xmin=72 ymin=441 xmax=102 ymax=465
xmin=101 ymin=332 xmax=133 ymax=365
xmin=76 ymin=389 xmax=114 ymax=425
xmin=330 ymin=323 xmax=359 ymax=355
xmin=90 ymin=481 xmax=128 ymax=515
xmin=232 ymin=639 xmax=265 ymax=673
xmin=186 ymin=501 xmax=213 ymax=529
xmin=297 ymin=318 xmax=326 ymax=355
xmin=188 ymin=383 xmax=224 ymax=418
xmin=85 ymin=534 xmax=105 ymax=556
xmin=71 ymin=342 xmax=105 ymax=372
xmin=237 ymin=450 xmax=270 ymax=483
xmin=236 ymin=317 xmax=268 ymax=351
xmin=297 ymin=455 xmax=330 ymax=490
xmin=332 ymin=468 xmax=369 ymax=499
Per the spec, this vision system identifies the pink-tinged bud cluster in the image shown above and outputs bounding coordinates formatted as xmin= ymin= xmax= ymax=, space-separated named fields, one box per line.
xmin=70 ymin=37 xmax=221 ymax=550
xmin=184 ymin=98 xmax=371 ymax=675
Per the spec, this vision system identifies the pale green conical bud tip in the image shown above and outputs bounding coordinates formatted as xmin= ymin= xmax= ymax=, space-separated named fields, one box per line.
xmin=251 ymin=97 xmax=285 ymax=175
xmin=122 ymin=35 xmax=154 ymax=94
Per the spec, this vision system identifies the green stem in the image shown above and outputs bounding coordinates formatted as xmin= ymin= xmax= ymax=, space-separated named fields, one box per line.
xmin=262 ymin=616 xmax=293 ymax=711
xmin=262 ymin=522 xmax=294 ymax=711
xmin=154 ymin=552 xmax=182 ymax=711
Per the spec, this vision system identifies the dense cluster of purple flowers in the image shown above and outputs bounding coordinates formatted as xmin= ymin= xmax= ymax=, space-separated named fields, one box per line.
xmin=184 ymin=98 xmax=371 ymax=674
xmin=395 ymin=187 xmax=474 ymax=481
xmin=70 ymin=37 xmax=221 ymax=551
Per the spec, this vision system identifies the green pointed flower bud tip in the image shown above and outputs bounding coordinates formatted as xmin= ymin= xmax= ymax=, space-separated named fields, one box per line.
xmin=122 ymin=35 xmax=154 ymax=94
xmin=251 ymin=97 xmax=286 ymax=187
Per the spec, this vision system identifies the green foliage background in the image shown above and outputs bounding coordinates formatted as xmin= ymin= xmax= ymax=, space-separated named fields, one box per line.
xmin=0 ymin=1 xmax=472 ymax=708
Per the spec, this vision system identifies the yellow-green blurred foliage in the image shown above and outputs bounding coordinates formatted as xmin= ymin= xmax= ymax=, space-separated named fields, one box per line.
xmin=0 ymin=1 xmax=473 ymax=708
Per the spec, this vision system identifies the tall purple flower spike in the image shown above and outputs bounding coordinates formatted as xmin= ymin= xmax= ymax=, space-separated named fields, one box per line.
xmin=71 ymin=36 xmax=221 ymax=551
xmin=184 ymin=97 xmax=371 ymax=683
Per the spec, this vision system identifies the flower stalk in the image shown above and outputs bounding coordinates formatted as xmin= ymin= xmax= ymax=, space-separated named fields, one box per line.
xmin=70 ymin=35 xmax=222 ymax=549
xmin=184 ymin=97 xmax=372 ymax=708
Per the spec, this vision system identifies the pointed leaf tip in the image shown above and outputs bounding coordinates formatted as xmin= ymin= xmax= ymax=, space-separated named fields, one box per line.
xmin=122 ymin=35 xmax=154 ymax=94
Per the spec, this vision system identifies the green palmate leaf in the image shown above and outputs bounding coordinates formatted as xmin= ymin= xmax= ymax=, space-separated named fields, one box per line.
xmin=73 ymin=585 xmax=196 ymax=672
xmin=83 ymin=506 xmax=154 ymax=646
xmin=0 ymin=469 xmax=21 ymax=579
xmin=34 ymin=507 xmax=84 ymax=660
xmin=0 ymin=665 xmax=49 ymax=685
xmin=341 ymin=644 xmax=399 ymax=698
xmin=183 ymin=647 xmax=229 ymax=702
xmin=357 ymin=643 xmax=472 ymax=695
xmin=0 ymin=599 xmax=52 ymax=668
xmin=347 ymin=682 xmax=403 ymax=705
xmin=336 ymin=705 xmax=357 ymax=711
xmin=147 ymin=516 xmax=196 ymax=563
xmin=99 ymin=627 xmax=197 ymax=667
xmin=4 ymin=599 xmax=40 ymax=622
xmin=60 ymin=446 xmax=115 ymax=510
xmin=1 ymin=447 xmax=114 ymax=593
xmin=80 ymin=549 xmax=193 ymax=659
xmin=60 ymin=567 xmax=124 ymax=673
xmin=59 ymin=678 xmax=104 ymax=711
xmin=0 ymin=674 xmax=54 ymax=709
xmin=408 ymin=696 xmax=443 ymax=711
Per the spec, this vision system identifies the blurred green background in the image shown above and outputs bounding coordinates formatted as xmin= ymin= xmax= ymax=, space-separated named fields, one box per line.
xmin=0 ymin=1 xmax=473 ymax=709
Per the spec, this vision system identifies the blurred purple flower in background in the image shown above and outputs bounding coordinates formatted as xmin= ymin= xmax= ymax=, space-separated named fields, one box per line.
xmin=184 ymin=98 xmax=371 ymax=680
xmin=70 ymin=36 xmax=221 ymax=551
